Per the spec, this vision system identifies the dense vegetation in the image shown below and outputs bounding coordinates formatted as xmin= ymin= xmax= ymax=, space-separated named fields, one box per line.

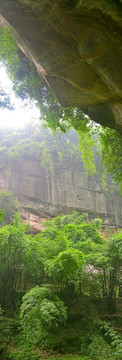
xmin=0 ymin=207 xmax=121 ymax=359
xmin=0 ymin=25 xmax=122 ymax=190
xmin=0 ymin=24 xmax=122 ymax=360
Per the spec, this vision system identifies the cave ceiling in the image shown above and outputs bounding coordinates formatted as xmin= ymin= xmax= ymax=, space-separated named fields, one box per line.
xmin=0 ymin=0 xmax=122 ymax=133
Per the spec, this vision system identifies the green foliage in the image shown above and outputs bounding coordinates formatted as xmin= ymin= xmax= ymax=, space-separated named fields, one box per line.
xmin=0 ymin=191 xmax=19 ymax=224
xmin=99 ymin=128 xmax=122 ymax=189
xmin=108 ymin=229 xmax=122 ymax=265
xmin=9 ymin=348 xmax=40 ymax=360
xmin=62 ymin=212 xmax=88 ymax=226
xmin=80 ymin=324 xmax=120 ymax=360
xmin=86 ymin=228 xmax=122 ymax=312
xmin=46 ymin=248 xmax=85 ymax=285
xmin=0 ymin=25 xmax=18 ymax=65
xmin=92 ymin=217 xmax=103 ymax=230
xmin=9 ymin=350 xmax=89 ymax=360
xmin=78 ymin=130 xmax=96 ymax=176
xmin=74 ymin=222 xmax=104 ymax=244
xmin=44 ymin=212 xmax=88 ymax=230
xmin=0 ymin=306 xmax=13 ymax=352
xmin=40 ymin=146 xmax=52 ymax=171
xmin=106 ymin=230 xmax=122 ymax=312
xmin=0 ymin=210 xmax=121 ymax=357
xmin=20 ymin=286 xmax=67 ymax=348
xmin=99 ymin=321 xmax=122 ymax=360
xmin=0 ymin=122 xmax=83 ymax=175
xmin=87 ymin=334 xmax=115 ymax=359
xmin=0 ymin=208 xmax=5 ymax=222
xmin=0 ymin=208 xmax=121 ymax=315
xmin=0 ymin=25 xmax=18 ymax=107
xmin=0 ymin=213 xmax=30 ymax=310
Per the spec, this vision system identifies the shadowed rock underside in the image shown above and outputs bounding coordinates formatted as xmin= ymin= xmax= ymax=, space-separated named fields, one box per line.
xmin=0 ymin=0 xmax=122 ymax=132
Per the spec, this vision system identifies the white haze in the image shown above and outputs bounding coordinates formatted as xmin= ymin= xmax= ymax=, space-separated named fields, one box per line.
xmin=0 ymin=64 xmax=40 ymax=129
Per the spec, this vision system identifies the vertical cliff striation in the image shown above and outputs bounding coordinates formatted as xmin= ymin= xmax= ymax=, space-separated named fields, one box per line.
xmin=0 ymin=156 xmax=121 ymax=227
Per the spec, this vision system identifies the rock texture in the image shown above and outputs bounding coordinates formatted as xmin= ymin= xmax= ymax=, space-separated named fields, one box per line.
xmin=0 ymin=0 xmax=122 ymax=132
xmin=0 ymin=157 xmax=121 ymax=228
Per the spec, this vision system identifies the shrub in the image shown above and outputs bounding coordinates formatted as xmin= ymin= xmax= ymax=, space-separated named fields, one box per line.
xmin=20 ymin=286 xmax=67 ymax=348
xmin=87 ymin=334 xmax=115 ymax=359
xmin=100 ymin=321 xmax=122 ymax=360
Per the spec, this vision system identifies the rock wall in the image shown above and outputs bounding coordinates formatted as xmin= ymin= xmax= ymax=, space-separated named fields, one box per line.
xmin=0 ymin=157 xmax=121 ymax=227
xmin=0 ymin=0 xmax=122 ymax=132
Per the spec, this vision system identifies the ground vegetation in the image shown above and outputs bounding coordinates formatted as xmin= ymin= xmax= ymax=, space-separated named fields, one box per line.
xmin=0 ymin=211 xmax=121 ymax=359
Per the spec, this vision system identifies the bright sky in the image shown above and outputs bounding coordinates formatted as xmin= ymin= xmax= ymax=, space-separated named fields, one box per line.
xmin=0 ymin=64 xmax=40 ymax=128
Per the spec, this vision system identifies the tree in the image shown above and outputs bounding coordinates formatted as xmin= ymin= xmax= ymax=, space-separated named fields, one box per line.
xmin=46 ymin=248 xmax=85 ymax=295
xmin=0 ymin=213 xmax=29 ymax=310
xmin=86 ymin=229 xmax=122 ymax=313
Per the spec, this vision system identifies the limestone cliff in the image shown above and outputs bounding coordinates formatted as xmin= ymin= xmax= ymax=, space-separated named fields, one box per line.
xmin=0 ymin=0 xmax=122 ymax=132
xmin=0 ymin=156 xmax=121 ymax=228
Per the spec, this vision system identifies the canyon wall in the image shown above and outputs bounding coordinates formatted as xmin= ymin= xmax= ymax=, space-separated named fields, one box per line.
xmin=0 ymin=156 xmax=121 ymax=228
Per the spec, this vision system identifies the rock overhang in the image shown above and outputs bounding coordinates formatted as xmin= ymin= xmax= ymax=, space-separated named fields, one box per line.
xmin=0 ymin=0 xmax=122 ymax=132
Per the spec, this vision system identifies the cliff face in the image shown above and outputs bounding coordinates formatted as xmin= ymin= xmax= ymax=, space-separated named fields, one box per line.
xmin=0 ymin=0 xmax=122 ymax=132
xmin=0 ymin=157 xmax=121 ymax=227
